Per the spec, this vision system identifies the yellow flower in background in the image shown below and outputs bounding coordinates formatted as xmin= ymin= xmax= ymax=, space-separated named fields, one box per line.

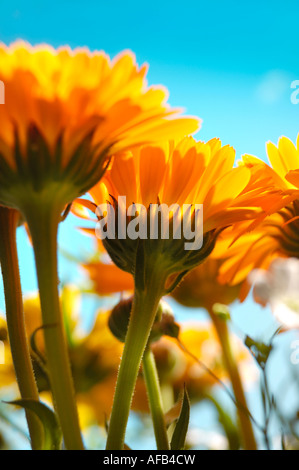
xmin=0 ymin=289 xmax=125 ymax=426
xmin=152 ymin=322 xmax=255 ymax=399
xmin=84 ymin=260 xmax=134 ymax=295
xmin=2 ymin=288 xmax=254 ymax=428
xmin=0 ymin=317 xmax=16 ymax=387
xmin=79 ymin=317 xmax=255 ymax=423
xmin=0 ymin=41 xmax=199 ymax=208
xmin=171 ymin=258 xmax=242 ymax=310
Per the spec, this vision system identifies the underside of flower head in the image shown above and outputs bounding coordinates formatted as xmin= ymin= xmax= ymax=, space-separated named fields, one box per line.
xmin=215 ymin=199 xmax=299 ymax=294
xmin=211 ymin=134 xmax=299 ymax=301
xmin=0 ymin=41 xmax=199 ymax=210
xmin=171 ymin=257 xmax=242 ymax=310
xmin=74 ymin=136 xmax=274 ymax=294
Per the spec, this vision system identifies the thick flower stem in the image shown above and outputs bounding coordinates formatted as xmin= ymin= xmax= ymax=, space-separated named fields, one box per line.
xmin=142 ymin=347 xmax=170 ymax=450
xmin=106 ymin=273 xmax=165 ymax=450
xmin=22 ymin=200 xmax=84 ymax=450
xmin=0 ymin=207 xmax=43 ymax=450
xmin=209 ymin=310 xmax=257 ymax=450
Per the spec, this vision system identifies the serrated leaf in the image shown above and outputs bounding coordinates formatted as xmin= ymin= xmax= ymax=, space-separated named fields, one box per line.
xmin=6 ymin=399 xmax=62 ymax=450
xmin=170 ymin=386 xmax=190 ymax=450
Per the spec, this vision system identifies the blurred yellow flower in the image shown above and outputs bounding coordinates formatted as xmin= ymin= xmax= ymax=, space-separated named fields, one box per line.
xmin=0 ymin=317 xmax=16 ymax=387
xmin=152 ymin=321 xmax=255 ymax=399
xmin=172 ymin=258 xmax=242 ymax=310
xmin=0 ymin=291 xmax=255 ymax=431
xmin=82 ymin=258 xmax=134 ymax=296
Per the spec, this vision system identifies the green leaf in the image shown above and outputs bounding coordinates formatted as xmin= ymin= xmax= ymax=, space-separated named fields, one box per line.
xmin=206 ymin=394 xmax=241 ymax=450
xmin=30 ymin=325 xmax=47 ymax=366
xmin=244 ymin=335 xmax=273 ymax=369
xmin=170 ymin=386 xmax=190 ymax=450
xmin=6 ymin=399 xmax=62 ymax=450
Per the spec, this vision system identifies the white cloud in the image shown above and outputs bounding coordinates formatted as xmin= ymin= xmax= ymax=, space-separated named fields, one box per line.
xmin=256 ymin=70 xmax=291 ymax=104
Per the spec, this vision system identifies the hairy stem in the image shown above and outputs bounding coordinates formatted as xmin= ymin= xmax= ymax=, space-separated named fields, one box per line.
xmin=0 ymin=207 xmax=43 ymax=449
xmin=143 ymin=347 xmax=170 ymax=450
xmin=106 ymin=271 xmax=165 ymax=450
xmin=22 ymin=200 xmax=83 ymax=450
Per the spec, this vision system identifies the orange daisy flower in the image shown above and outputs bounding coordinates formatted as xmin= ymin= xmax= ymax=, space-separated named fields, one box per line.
xmin=0 ymin=41 xmax=199 ymax=209
xmin=214 ymin=133 xmax=299 ymax=300
xmin=79 ymin=136 xmax=269 ymax=286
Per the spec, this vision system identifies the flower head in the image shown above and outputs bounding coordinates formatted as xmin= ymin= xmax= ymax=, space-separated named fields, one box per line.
xmin=214 ymin=134 xmax=299 ymax=300
xmin=0 ymin=41 xmax=199 ymax=209
xmin=79 ymin=137 xmax=265 ymax=292
xmin=152 ymin=321 xmax=255 ymax=398
xmin=172 ymin=258 xmax=242 ymax=310
xmin=211 ymin=204 xmax=299 ymax=302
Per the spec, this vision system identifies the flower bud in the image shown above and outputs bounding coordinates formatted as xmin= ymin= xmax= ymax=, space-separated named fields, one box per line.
xmin=108 ymin=297 xmax=180 ymax=344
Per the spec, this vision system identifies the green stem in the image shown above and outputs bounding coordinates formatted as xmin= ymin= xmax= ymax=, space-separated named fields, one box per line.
xmin=209 ymin=310 xmax=257 ymax=450
xmin=22 ymin=200 xmax=83 ymax=450
xmin=106 ymin=272 xmax=165 ymax=450
xmin=0 ymin=207 xmax=43 ymax=450
xmin=142 ymin=347 xmax=170 ymax=450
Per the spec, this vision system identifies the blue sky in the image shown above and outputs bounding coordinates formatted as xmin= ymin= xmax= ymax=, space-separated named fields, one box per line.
xmin=0 ymin=0 xmax=299 ymax=449
xmin=0 ymin=0 xmax=298 ymax=158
